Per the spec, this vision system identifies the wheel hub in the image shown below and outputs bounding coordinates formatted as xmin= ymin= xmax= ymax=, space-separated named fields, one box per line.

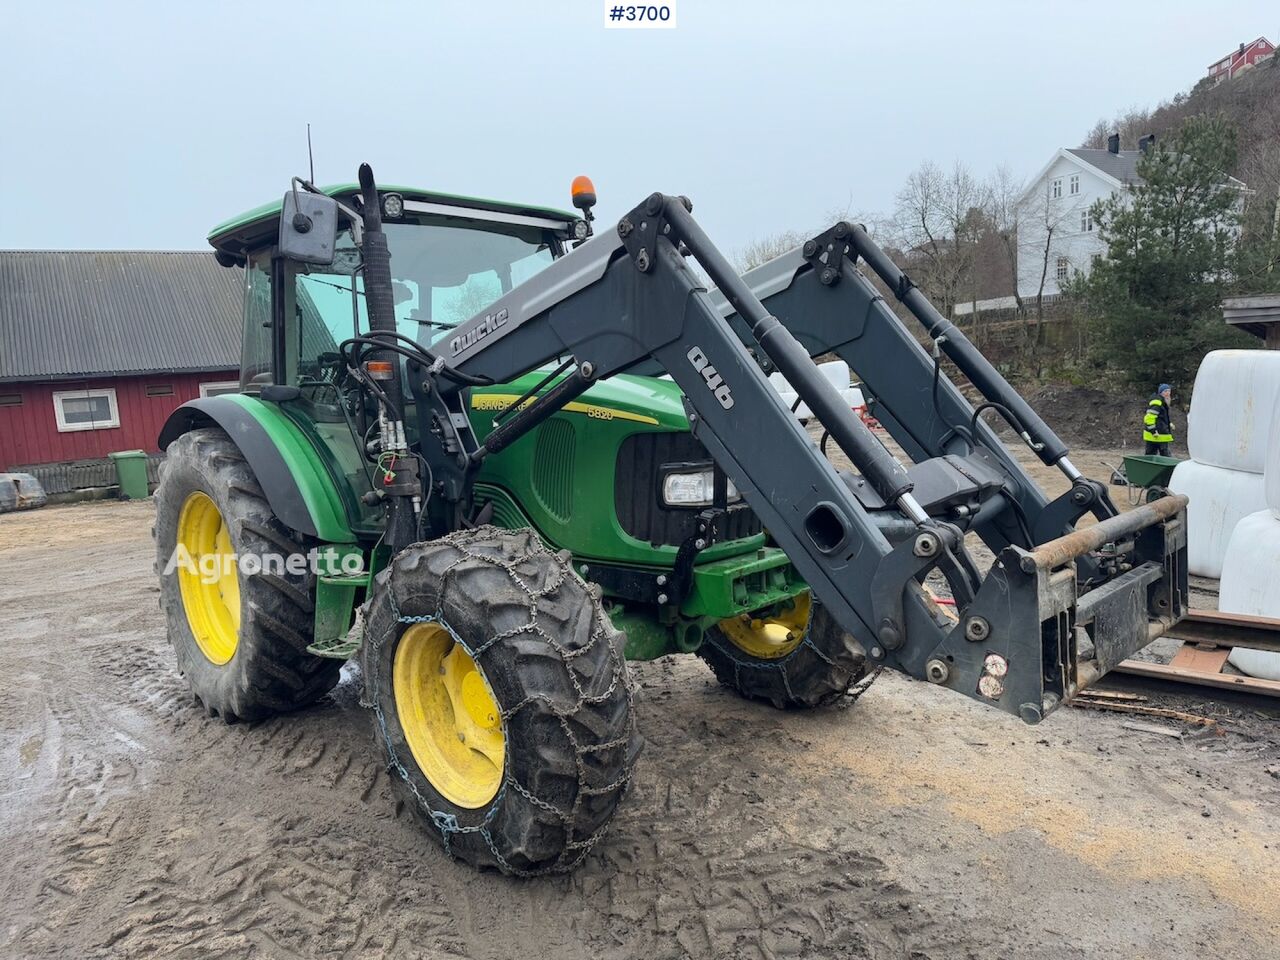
xmin=176 ymin=491 xmax=240 ymax=665
xmin=718 ymin=592 xmax=812 ymax=659
xmin=393 ymin=623 xmax=504 ymax=808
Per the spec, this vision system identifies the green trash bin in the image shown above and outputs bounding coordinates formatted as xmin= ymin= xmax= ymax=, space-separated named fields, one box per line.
xmin=108 ymin=450 xmax=151 ymax=500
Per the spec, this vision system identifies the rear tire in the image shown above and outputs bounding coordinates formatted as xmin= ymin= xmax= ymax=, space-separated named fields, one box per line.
xmin=698 ymin=595 xmax=867 ymax=709
xmin=361 ymin=526 xmax=640 ymax=875
xmin=154 ymin=428 xmax=341 ymax=721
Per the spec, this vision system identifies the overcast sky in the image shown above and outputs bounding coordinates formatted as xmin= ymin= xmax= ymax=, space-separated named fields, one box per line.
xmin=2 ymin=1 xmax=1275 ymax=254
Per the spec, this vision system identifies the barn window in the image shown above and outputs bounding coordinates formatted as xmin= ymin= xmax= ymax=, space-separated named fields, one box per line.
xmin=52 ymin=388 xmax=120 ymax=432
xmin=145 ymin=384 xmax=174 ymax=397
xmin=199 ymin=380 xmax=240 ymax=398
xmin=1056 ymin=257 xmax=1070 ymax=280
xmin=1069 ymin=174 xmax=1080 ymax=195
xmin=1051 ymin=178 xmax=1062 ymax=199
xmin=0 ymin=394 xmax=22 ymax=407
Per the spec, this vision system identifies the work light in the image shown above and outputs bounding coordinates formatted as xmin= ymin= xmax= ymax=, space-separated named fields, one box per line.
xmin=661 ymin=468 xmax=740 ymax=507
xmin=381 ymin=192 xmax=404 ymax=218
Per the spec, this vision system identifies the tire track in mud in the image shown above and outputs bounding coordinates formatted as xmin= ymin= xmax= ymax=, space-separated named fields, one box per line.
xmin=6 ymin=501 xmax=1277 ymax=960
xmin=10 ymin=633 xmax=978 ymax=960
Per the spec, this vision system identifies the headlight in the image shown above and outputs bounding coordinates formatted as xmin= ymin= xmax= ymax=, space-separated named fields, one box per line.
xmin=661 ymin=468 xmax=740 ymax=507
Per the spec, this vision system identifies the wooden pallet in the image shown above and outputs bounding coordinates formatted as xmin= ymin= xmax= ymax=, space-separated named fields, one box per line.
xmin=1113 ymin=610 xmax=1280 ymax=698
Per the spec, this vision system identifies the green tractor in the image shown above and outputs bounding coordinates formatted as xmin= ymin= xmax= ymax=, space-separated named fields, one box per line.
xmin=156 ymin=165 xmax=1189 ymax=876
xmin=154 ymin=171 xmax=863 ymax=875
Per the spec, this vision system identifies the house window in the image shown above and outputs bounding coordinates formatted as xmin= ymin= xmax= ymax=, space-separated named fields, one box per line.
xmin=0 ymin=393 xmax=22 ymax=407
xmin=52 ymin=388 xmax=120 ymax=432
xmin=199 ymin=380 xmax=240 ymax=398
xmin=145 ymin=384 xmax=174 ymax=397
xmin=1080 ymin=210 xmax=1093 ymax=232
xmin=1069 ymin=174 xmax=1080 ymax=195
xmin=1056 ymin=257 xmax=1070 ymax=281
xmin=1051 ymin=178 xmax=1063 ymax=199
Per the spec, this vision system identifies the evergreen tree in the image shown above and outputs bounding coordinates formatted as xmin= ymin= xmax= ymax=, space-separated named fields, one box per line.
xmin=1077 ymin=116 xmax=1251 ymax=388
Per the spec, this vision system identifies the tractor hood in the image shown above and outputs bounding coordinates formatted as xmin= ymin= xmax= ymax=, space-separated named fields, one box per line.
xmin=469 ymin=369 xmax=690 ymax=433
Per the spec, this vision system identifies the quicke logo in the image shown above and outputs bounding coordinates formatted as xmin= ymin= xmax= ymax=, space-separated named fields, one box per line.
xmin=687 ymin=346 xmax=734 ymax=410
xmin=450 ymin=307 xmax=509 ymax=356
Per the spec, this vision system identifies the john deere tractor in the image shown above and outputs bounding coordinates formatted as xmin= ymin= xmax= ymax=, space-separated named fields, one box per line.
xmin=156 ymin=166 xmax=1189 ymax=875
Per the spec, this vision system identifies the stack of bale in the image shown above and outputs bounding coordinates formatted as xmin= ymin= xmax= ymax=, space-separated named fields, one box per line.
xmin=768 ymin=359 xmax=864 ymax=422
xmin=1218 ymin=381 xmax=1280 ymax=680
xmin=1167 ymin=350 xmax=1280 ymax=578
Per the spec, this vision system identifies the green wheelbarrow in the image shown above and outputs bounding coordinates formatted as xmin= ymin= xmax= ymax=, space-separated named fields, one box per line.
xmin=1108 ymin=454 xmax=1182 ymax=506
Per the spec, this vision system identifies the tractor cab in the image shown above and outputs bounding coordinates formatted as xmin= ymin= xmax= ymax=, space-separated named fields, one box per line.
xmin=202 ymin=181 xmax=810 ymax=662
xmin=208 ymin=184 xmax=577 ymax=398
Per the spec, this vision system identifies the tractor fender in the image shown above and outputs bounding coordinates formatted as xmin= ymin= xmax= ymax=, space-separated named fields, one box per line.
xmin=158 ymin=395 xmax=357 ymax=543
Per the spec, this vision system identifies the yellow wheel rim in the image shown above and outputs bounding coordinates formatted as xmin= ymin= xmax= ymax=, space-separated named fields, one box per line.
xmin=176 ymin=491 xmax=241 ymax=665
xmin=718 ymin=592 xmax=812 ymax=660
xmin=393 ymin=623 xmax=504 ymax=809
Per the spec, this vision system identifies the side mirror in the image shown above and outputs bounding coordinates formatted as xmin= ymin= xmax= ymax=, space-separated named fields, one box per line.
xmin=279 ymin=190 xmax=339 ymax=265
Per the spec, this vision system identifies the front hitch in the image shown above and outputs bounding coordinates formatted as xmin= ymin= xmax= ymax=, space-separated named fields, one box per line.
xmin=913 ymin=495 xmax=1189 ymax=723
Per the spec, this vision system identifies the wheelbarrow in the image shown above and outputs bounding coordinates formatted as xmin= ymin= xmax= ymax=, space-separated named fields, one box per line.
xmin=1108 ymin=454 xmax=1181 ymax=506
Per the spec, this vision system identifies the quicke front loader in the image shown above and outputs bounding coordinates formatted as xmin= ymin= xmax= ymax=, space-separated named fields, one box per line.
xmin=155 ymin=166 xmax=1188 ymax=875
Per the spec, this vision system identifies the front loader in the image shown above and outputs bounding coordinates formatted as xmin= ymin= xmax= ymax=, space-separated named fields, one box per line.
xmin=154 ymin=166 xmax=1188 ymax=876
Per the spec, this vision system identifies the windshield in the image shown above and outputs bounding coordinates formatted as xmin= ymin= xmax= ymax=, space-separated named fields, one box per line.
xmin=385 ymin=220 xmax=555 ymax=345
xmin=293 ymin=216 xmax=557 ymax=377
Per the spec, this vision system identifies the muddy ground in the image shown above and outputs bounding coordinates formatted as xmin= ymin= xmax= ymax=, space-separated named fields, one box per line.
xmin=3 ymin=454 xmax=1279 ymax=960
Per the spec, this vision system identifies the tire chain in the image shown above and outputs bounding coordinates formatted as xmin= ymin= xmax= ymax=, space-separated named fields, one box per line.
xmin=363 ymin=527 xmax=638 ymax=876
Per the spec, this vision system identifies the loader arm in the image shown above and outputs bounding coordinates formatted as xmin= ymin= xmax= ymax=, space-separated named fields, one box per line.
xmin=705 ymin=223 xmax=1121 ymax=559
xmin=414 ymin=194 xmax=1188 ymax=723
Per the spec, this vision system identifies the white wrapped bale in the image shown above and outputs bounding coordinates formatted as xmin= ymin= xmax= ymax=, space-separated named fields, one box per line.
xmin=768 ymin=360 xmax=863 ymax=421
xmin=1186 ymin=349 xmax=1280 ymax=473
xmin=1265 ymin=390 xmax=1280 ymax=513
xmin=1218 ymin=509 xmax=1280 ymax=680
xmin=1167 ymin=460 xmax=1267 ymax=578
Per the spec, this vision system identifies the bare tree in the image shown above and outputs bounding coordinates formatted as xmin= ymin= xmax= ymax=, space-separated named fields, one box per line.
xmin=734 ymin=230 xmax=806 ymax=273
xmin=1079 ymin=106 xmax=1155 ymax=149
xmin=983 ymin=165 xmax=1026 ymax=318
xmin=1017 ymin=180 xmax=1085 ymax=341
xmin=890 ymin=160 xmax=986 ymax=319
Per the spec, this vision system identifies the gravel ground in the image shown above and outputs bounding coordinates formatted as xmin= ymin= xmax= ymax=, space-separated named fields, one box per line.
xmin=2 ymin=481 xmax=1278 ymax=959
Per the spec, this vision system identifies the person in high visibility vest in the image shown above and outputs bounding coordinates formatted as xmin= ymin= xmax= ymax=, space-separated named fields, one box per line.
xmin=1143 ymin=383 xmax=1174 ymax=455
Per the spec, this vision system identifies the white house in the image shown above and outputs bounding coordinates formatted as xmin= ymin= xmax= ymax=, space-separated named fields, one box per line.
xmin=1015 ymin=134 xmax=1247 ymax=301
xmin=1015 ymin=134 xmax=1147 ymax=300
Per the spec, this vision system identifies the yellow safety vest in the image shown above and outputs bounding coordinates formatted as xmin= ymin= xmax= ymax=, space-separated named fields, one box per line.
xmin=1143 ymin=397 xmax=1173 ymax=443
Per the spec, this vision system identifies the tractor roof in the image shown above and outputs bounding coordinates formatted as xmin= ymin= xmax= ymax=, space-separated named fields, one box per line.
xmin=208 ymin=183 xmax=579 ymax=260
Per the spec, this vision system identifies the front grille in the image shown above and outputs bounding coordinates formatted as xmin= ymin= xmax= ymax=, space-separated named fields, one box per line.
xmin=614 ymin=432 xmax=763 ymax=546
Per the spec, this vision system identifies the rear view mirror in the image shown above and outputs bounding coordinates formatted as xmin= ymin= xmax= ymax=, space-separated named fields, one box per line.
xmin=279 ymin=190 xmax=339 ymax=265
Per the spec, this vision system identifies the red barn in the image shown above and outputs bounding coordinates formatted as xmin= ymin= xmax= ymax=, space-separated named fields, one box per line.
xmin=1207 ymin=36 xmax=1274 ymax=83
xmin=0 ymin=251 xmax=241 ymax=485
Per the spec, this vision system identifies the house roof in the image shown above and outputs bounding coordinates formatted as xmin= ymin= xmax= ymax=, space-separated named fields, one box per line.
xmin=0 ymin=250 xmax=241 ymax=382
xmin=1020 ymin=146 xmax=1245 ymax=204
xmin=1065 ymin=148 xmax=1147 ymax=186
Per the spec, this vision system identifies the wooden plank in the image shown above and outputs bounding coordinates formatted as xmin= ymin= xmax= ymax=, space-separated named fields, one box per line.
xmin=1071 ymin=696 xmax=1222 ymax=726
xmin=1168 ymin=644 xmax=1231 ymax=674
xmin=1165 ymin=610 xmax=1280 ymax=654
xmin=1113 ymin=659 xmax=1280 ymax=698
xmin=1075 ymin=689 xmax=1148 ymax=702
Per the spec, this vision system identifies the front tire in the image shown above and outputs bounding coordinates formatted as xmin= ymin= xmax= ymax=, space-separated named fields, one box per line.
xmin=698 ymin=593 xmax=868 ymax=709
xmin=154 ymin=428 xmax=341 ymax=721
xmin=361 ymin=526 xmax=640 ymax=876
